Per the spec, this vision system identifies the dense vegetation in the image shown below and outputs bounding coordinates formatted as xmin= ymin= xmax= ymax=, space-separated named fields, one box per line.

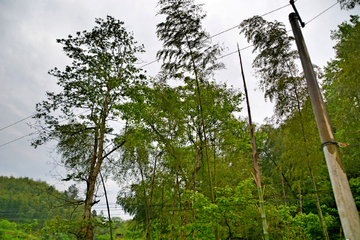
xmin=0 ymin=176 xmax=83 ymax=225
xmin=2 ymin=0 xmax=356 ymax=239
xmin=0 ymin=176 xmax=132 ymax=239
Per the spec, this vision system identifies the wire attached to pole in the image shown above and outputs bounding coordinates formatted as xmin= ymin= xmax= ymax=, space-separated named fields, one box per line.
xmin=290 ymin=0 xmax=305 ymax=27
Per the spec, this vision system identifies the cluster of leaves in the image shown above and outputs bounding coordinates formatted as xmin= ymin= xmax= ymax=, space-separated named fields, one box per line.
xmin=338 ymin=0 xmax=360 ymax=10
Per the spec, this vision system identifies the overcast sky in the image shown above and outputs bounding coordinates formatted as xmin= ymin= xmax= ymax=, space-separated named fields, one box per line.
xmin=0 ymin=0 xmax=358 ymax=220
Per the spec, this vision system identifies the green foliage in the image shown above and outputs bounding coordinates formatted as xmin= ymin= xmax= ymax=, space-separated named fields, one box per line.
xmin=32 ymin=15 xmax=147 ymax=239
xmin=156 ymin=0 xmax=224 ymax=78
xmin=115 ymin=4 xmax=248 ymax=236
xmin=0 ymin=219 xmax=17 ymax=231
xmin=349 ymin=177 xmax=360 ymax=210
xmin=239 ymin=15 xmax=307 ymax=118
xmin=41 ymin=217 xmax=98 ymax=239
xmin=115 ymin=79 xmax=249 ymax=225
xmin=0 ymin=219 xmax=43 ymax=240
xmin=18 ymin=3 xmax=359 ymax=240
xmin=322 ymin=15 xmax=360 ymax=178
xmin=0 ymin=176 xmax=82 ymax=228
xmin=338 ymin=0 xmax=360 ymax=10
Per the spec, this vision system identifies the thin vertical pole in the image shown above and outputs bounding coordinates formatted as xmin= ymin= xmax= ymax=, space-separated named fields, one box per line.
xmin=237 ymin=44 xmax=269 ymax=240
xmin=289 ymin=12 xmax=360 ymax=239
xmin=146 ymin=157 xmax=157 ymax=240
xmin=99 ymin=171 xmax=113 ymax=240
xmin=160 ymin=182 xmax=164 ymax=240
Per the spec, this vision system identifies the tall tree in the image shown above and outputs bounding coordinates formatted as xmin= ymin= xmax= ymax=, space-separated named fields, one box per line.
xmin=31 ymin=16 xmax=145 ymax=239
xmin=156 ymin=1 xmax=225 ymax=238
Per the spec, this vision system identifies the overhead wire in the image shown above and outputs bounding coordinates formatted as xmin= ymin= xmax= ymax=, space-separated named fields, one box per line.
xmin=209 ymin=3 xmax=292 ymax=39
xmin=1 ymin=0 xmax=345 ymax=200
xmin=139 ymin=1 xmax=337 ymax=68
xmin=139 ymin=2 xmax=294 ymax=68
xmin=0 ymin=114 xmax=34 ymax=132
xmin=216 ymin=1 xmax=340 ymax=60
xmin=305 ymin=2 xmax=339 ymax=25
xmin=0 ymin=194 xmax=336 ymax=213
xmin=0 ymin=2 xmax=339 ymax=138
xmin=0 ymin=131 xmax=38 ymax=148
xmin=1 ymin=1 xmax=324 ymax=137
xmin=0 ymin=2 xmax=295 ymax=147
xmin=0 ymin=109 xmax=91 ymax=148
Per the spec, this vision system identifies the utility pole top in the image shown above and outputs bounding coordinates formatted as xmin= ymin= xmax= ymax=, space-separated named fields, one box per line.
xmin=290 ymin=0 xmax=305 ymax=27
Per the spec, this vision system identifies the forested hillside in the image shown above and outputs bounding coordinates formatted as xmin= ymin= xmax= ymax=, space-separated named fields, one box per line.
xmin=0 ymin=176 xmax=129 ymax=239
xmin=0 ymin=176 xmax=82 ymax=225
xmin=0 ymin=176 xmax=82 ymax=239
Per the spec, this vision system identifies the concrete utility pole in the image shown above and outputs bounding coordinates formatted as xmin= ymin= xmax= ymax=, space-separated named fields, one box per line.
xmin=289 ymin=12 xmax=360 ymax=240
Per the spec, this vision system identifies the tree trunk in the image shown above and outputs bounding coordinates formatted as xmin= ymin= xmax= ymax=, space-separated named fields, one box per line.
xmin=81 ymin=89 xmax=110 ymax=239
xmin=81 ymin=177 xmax=96 ymax=239
xmin=274 ymin=189 xmax=278 ymax=210
xmin=281 ymin=170 xmax=287 ymax=207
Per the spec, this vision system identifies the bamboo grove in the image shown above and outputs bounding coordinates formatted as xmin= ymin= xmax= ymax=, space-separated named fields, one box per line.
xmin=28 ymin=0 xmax=360 ymax=239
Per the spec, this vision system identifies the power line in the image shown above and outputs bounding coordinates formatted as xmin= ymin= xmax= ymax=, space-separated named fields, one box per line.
xmin=0 ymin=2 xmax=306 ymax=136
xmin=217 ymin=45 xmax=253 ymax=60
xmin=0 ymin=3 xmax=340 ymax=148
xmin=0 ymin=195 xmax=334 ymax=213
xmin=138 ymin=2 xmax=294 ymax=69
xmin=305 ymin=2 xmax=339 ymax=25
xmin=0 ymin=2 xmax=290 ymax=145
xmin=0 ymin=109 xmax=91 ymax=148
xmin=140 ymin=60 xmax=158 ymax=68
xmin=141 ymin=1 xmax=337 ymax=68
xmin=0 ymin=114 xmax=34 ymax=132
xmin=0 ymin=131 xmax=38 ymax=148
xmin=209 ymin=3 xmax=292 ymax=39
xmin=215 ymin=2 xmax=341 ymax=60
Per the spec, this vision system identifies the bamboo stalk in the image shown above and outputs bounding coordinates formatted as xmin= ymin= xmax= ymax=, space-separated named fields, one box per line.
xmin=237 ymin=44 xmax=269 ymax=240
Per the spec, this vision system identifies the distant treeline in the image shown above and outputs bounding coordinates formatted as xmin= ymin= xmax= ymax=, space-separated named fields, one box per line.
xmin=0 ymin=176 xmax=83 ymax=228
